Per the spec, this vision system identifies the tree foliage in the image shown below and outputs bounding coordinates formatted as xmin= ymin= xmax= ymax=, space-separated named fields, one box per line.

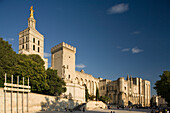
xmin=99 ymin=96 xmax=111 ymax=103
xmin=96 ymin=87 xmax=99 ymax=101
xmin=84 ymin=84 xmax=89 ymax=102
xmin=154 ymin=71 xmax=170 ymax=106
xmin=0 ymin=38 xmax=66 ymax=96
xmin=14 ymin=54 xmax=48 ymax=93
xmin=0 ymin=38 xmax=18 ymax=87
xmin=46 ymin=68 xmax=66 ymax=96
xmin=89 ymin=94 xmax=96 ymax=101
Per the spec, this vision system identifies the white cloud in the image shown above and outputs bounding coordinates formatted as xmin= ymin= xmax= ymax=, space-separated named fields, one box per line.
xmin=8 ymin=38 xmax=14 ymax=41
xmin=131 ymin=31 xmax=141 ymax=35
xmin=116 ymin=46 xmax=121 ymax=49
xmin=132 ymin=47 xmax=143 ymax=54
xmin=44 ymin=52 xmax=51 ymax=57
xmin=107 ymin=3 xmax=129 ymax=14
xmin=76 ymin=64 xmax=86 ymax=68
xmin=122 ymin=48 xmax=130 ymax=52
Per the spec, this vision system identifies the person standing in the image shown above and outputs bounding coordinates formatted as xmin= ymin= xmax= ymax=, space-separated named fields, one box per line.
xmin=83 ymin=107 xmax=85 ymax=112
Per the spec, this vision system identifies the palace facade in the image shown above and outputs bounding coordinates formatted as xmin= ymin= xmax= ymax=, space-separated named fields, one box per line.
xmin=19 ymin=6 xmax=150 ymax=106
xmin=99 ymin=76 xmax=150 ymax=107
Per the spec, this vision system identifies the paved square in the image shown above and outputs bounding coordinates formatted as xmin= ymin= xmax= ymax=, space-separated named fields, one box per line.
xmin=33 ymin=108 xmax=151 ymax=113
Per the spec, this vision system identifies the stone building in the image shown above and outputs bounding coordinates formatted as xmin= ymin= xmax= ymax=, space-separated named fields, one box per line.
xmin=152 ymin=95 xmax=168 ymax=107
xmin=19 ymin=6 xmax=48 ymax=69
xmin=99 ymin=75 xmax=150 ymax=107
xmin=98 ymin=78 xmax=111 ymax=97
xmin=51 ymin=42 xmax=99 ymax=103
xmin=19 ymin=6 xmax=150 ymax=106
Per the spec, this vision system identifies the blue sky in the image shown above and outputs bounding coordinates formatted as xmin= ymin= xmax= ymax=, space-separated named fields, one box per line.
xmin=0 ymin=0 xmax=170 ymax=96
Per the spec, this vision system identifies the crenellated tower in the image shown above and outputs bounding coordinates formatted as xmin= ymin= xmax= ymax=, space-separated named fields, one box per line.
xmin=51 ymin=42 xmax=76 ymax=82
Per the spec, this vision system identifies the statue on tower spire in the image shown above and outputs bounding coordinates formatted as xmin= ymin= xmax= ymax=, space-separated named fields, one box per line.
xmin=30 ymin=6 xmax=34 ymax=18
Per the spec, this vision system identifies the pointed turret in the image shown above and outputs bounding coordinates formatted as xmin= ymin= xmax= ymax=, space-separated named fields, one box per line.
xmin=127 ymin=74 xmax=129 ymax=80
xmin=28 ymin=6 xmax=36 ymax=29
xmin=130 ymin=75 xmax=133 ymax=81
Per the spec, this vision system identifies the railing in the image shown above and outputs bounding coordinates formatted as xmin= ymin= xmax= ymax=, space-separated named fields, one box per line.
xmin=4 ymin=74 xmax=31 ymax=113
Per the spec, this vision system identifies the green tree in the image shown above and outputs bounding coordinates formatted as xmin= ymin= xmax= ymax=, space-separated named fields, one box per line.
xmin=0 ymin=37 xmax=66 ymax=96
xmin=14 ymin=54 xmax=48 ymax=94
xmin=0 ymin=38 xmax=48 ymax=94
xmin=99 ymin=96 xmax=111 ymax=104
xmin=46 ymin=68 xmax=66 ymax=96
xmin=154 ymin=71 xmax=170 ymax=106
xmin=0 ymin=38 xmax=18 ymax=87
xmin=96 ymin=87 xmax=99 ymax=101
xmin=150 ymin=97 xmax=153 ymax=107
xmin=89 ymin=95 xmax=96 ymax=101
xmin=84 ymin=84 xmax=89 ymax=102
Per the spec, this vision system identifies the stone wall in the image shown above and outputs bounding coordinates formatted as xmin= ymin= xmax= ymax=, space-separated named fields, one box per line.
xmin=0 ymin=88 xmax=80 ymax=113
xmin=75 ymin=71 xmax=99 ymax=95
xmin=64 ymin=82 xmax=85 ymax=103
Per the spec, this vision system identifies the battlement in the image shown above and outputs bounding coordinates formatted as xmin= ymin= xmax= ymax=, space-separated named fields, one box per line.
xmin=51 ymin=42 xmax=76 ymax=53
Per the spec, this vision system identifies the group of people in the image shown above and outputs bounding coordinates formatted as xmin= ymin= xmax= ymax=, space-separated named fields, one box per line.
xmin=151 ymin=109 xmax=169 ymax=113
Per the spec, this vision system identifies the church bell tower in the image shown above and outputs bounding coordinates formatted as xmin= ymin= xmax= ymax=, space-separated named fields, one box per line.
xmin=19 ymin=6 xmax=48 ymax=69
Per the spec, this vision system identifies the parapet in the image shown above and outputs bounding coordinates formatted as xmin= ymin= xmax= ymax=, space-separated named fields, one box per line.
xmin=51 ymin=42 xmax=76 ymax=53
xmin=118 ymin=77 xmax=124 ymax=81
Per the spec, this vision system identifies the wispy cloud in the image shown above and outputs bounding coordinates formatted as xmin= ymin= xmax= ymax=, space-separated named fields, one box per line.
xmin=117 ymin=46 xmax=143 ymax=54
xmin=76 ymin=64 xmax=86 ymax=68
xmin=8 ymin=38 xmax=14 ymax=41
xmin=107 ymin=3 xmax=129 ymax=14
xmin=44 ymin=52 xmax=51 ymax=57
xmin=132 ymin=47 xmax=143 ymax=54
xmin=131 ymin=31 xmax=141 ymax=35
xmin=3 ymin=38 xmax=14 ymax=41
xmin=116 ymin=46 xmax=121 ymax=49
xmin=122 ymin=48 xmax=130 ymax=52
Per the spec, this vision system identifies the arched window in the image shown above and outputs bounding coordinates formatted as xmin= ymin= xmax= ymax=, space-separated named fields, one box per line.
xmin=38 ymin=40 xmax=40 ymax=45
xmin=38 ymin=47 xmax=39 ymax=52
xmin=26 ymin=44 xmax=28 ymax=50
xmin=33 ymin=38 xmax=35 ymax=43
xmin=33 ymin=45 xmax=35 ymax=50
xmin=68 ymin=75 xmax=70 ymax=79
xmin=26 ymin=37 xmax=28 ymax=42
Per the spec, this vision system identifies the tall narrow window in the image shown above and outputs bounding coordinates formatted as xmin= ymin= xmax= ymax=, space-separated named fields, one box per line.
xmin=23 ymin=38 xmax=24 ymax=43
xmin=22 ymin=45 xmax=24 ymax=49
xmin=38 ymin=40 xmax=40 ymax=45
xmin=26 ymin=44 xmax=28 ymax=50
xmin=38 ymin=47 xmax=39 ymax=52
xmin=33 ymin=38 xmax=35 ymax=43
xmin=26 ymin=37 xmax=28 ymax=42
xmin=33 ymin=45 xmax=35 ymax=50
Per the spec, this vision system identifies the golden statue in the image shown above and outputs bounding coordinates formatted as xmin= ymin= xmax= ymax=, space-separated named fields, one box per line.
xmin=30 ymin=6 xmax=34 ymax=18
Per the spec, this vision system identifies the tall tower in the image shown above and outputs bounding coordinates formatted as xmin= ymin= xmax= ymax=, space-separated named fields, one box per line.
xmin=51 ymin=42 xmax=76 ymax=82
xmin=19 ymin=6 xmax=48 ymax=69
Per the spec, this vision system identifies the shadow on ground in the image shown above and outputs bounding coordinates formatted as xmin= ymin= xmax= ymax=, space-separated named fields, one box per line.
xmin=35 ymin=111 xmax=108 ymax=113
xmin=40 ymin=97 xmax=79 ymax=112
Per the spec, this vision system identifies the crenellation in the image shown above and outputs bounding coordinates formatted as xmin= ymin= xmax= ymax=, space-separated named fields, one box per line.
xmin=51 ymin=42 xmax=76 ymax=53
